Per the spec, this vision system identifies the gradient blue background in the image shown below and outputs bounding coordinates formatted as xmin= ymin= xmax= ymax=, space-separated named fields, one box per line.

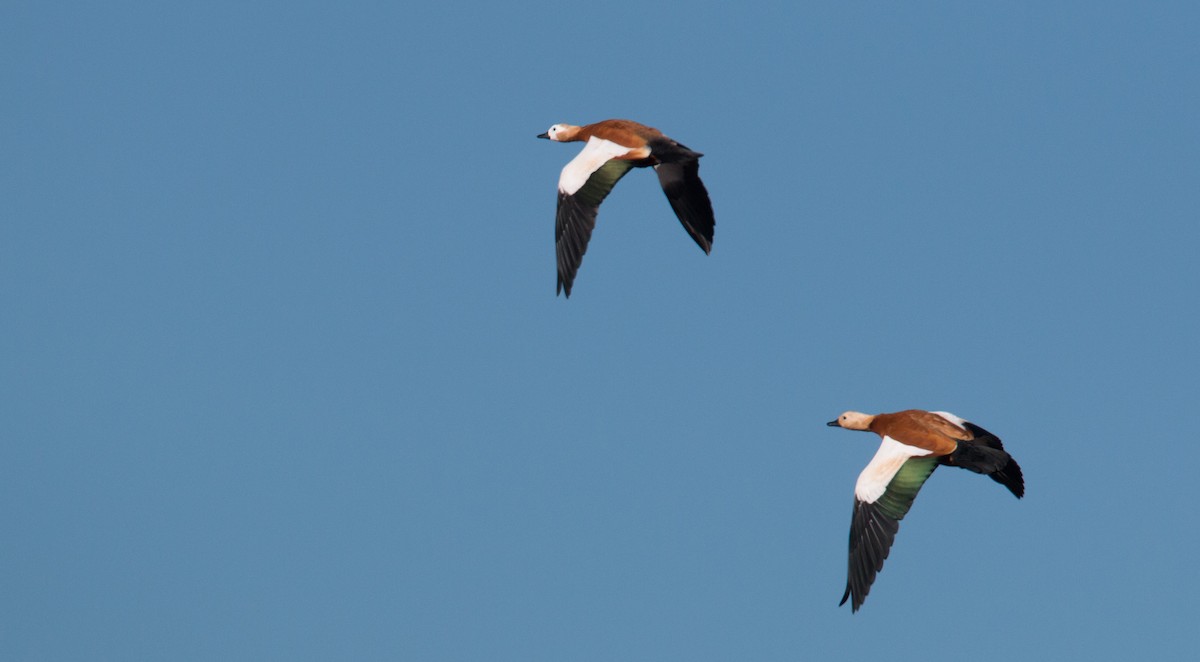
xmin=3 ymin=2 xmax=1197 ymax=659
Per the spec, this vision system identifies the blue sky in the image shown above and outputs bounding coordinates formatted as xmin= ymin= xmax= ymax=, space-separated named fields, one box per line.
xmin=2 ymin=1 xmax=1198 ymax=659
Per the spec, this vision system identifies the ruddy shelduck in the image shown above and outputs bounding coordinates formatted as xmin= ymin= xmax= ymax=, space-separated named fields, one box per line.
xmin=538 ymin=119 xmax=716 ymax=297
xmin=826 ymin=409 xmax=1024 ymax=612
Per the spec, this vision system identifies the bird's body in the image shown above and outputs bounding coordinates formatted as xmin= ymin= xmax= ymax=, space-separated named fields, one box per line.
xmin=827 ymin=409 xmax=1024 ymax=612
xmin=538 ymin=119 xmax=715 ymax=297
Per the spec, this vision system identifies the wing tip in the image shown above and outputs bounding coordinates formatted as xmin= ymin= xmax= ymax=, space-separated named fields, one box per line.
xmin=998 ymin=458 xmax=1025 ymax=499
xmin=839 ymin=586 xmax=855 ymax=611
xmin=960 ymin=422 xmax=1025 ymax=498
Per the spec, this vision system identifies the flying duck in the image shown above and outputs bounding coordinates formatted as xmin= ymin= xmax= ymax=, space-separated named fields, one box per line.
xmin=826 ymin=409 xmax=1024 ymax=612
xmin=538 ymin=119 xmax=716 ymax=297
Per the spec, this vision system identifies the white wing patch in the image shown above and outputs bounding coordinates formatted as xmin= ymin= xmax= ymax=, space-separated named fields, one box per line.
xmin=930 ymin=411 xmax=968 ymax=430
xmin=558 ymin=137 xmax=632 ymax=195
xmin=855 ymin=436 xmax=934 ymax=503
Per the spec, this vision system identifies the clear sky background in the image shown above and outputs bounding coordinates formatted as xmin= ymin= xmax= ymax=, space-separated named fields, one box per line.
xmin=3 ymin=2 xmax=1198 ymax=660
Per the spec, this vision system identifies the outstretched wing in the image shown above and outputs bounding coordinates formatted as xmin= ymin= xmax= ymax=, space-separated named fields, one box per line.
xmin=842 ymin=454 xmax=939 ymax=612
xmin=654 ymin=160 xmax=715 ymax=253
xmin=555 ymin=139 xmax=635 ymax=297
xmin=961 ymin=422 xmax=1025 ymax=498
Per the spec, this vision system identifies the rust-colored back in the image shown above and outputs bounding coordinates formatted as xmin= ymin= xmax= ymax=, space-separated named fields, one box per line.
xmin=870 ymin=410 xmax=969 ymax=455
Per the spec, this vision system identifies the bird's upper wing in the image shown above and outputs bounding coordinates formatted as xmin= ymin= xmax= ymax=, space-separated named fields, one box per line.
xmin=959 ymin=421 xmax=1025 ymax=498
xmin=555 ymin=138 xmax=635 ymax=297
xmin=842 ymin=438 xmax=939 ymax=612
xmin=654 ymin=161 xmax=715 ymax=253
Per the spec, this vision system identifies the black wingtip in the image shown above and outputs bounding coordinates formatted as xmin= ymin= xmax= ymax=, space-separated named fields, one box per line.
xmin=839 ymin=587 xmax=862 ymax=612
xmin=995 ymin=457 xmax=1025 ymax=499
xmin=654 ymin=161 xmax=715 ymax=255
xmin=958 ymin=422 xmax=1025 ymax=498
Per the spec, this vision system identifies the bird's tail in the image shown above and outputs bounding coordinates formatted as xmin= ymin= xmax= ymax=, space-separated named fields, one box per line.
xmin=939 ymin=423 xmax=1025 ymax=498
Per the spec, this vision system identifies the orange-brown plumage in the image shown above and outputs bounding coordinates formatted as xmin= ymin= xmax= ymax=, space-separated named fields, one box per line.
xmin=555 ymin=120 xmax=659 ymax=159
xmin=869 ymin=410 xmax=970 ymax=456
xmin=584 ymin=119 xmax=658 ymax=144
xmin=826 ymin=408 xmax=1024 ymax=612
xmin=538 ymin=118 xmax=715 ymax=297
